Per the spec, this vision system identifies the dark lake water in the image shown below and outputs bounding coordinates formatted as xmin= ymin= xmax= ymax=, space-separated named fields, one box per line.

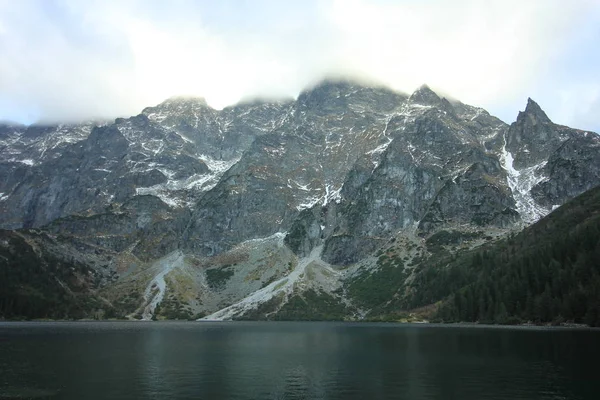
xmin=0 ymin=322 xmax=598 ymax=399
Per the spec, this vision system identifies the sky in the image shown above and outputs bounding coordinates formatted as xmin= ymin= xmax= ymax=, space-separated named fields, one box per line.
xmin=0 ymin=0 xmax=599 ymax=132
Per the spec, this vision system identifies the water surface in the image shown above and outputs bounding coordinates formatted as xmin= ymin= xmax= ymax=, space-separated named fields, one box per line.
xmin=0 ymin=321 xmax=598 ymax=399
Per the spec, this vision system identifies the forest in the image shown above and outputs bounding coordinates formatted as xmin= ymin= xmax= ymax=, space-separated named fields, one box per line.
xmin=2 ymin=185 xmax=599 ymax=324
xmin=0 ymin=230 xmax=109 ymax=320
xmin=404 ymin=185 xmax=600 ymax=326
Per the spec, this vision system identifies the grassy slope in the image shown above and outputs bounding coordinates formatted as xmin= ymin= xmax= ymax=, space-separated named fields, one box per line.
xmin=359 ymin=185 xmax=600 ymax=326
xmin=0 ymin=230 xmax=114 ymax=319
xmin=3 ymin=185 xmax=599 ymax=323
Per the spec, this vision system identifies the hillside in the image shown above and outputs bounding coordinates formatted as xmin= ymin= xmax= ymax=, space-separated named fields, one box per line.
xmin=363 ymin=185 xmax=600 ymax=326
xmin=1 ymin=80 xmax=599 ymax=322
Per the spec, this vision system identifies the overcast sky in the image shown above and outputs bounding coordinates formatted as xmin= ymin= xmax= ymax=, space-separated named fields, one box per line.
xmin=1 ymin=0 xmax=599 ymax=132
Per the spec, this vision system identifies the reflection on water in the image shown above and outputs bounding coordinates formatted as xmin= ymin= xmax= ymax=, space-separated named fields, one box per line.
xmin=0 ymin=322 xmax=598 ymax=399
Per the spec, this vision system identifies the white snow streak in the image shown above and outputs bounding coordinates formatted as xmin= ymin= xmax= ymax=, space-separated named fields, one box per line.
xmin=135 ymin=155 xmax=240 ymax=207
xmin=324 ymin=184 xmax=342 ymax=205
xmin=199 ymin=154 xmax=240 ymax=177
xmin=141 ymin=251 xmax=185 ymax=321
xmin=296 ymin=195 xmax=321 ymax=211
xmin=500 ymin=135 xmax=549 ymax=223
xmin=367 ymin=137 xmax=393 ymax=169
xmin=288 ymin=179 xmax=311 ymax=191
xmin=237 ymin=232 xmax=287 ymax=249
xmin=202 ymin=245 xmax=325 ymax=320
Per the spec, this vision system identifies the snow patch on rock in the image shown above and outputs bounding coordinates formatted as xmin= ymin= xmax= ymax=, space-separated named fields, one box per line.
xmin=324 ymin=184 xmax=343 ymax=205
xmin=202 ymin=245 xmax=331 ymax=320
xmin=296 ymin=195 xmax=321 ymax=211
xmin=141 ymin=251 xmax=185 ymax=320
xmin=135 ymin=155 xmax=240 ymax=207
xmin=500 ymin=134 xmax=549 ymax=223
xmin=199 ymin=154 xmax=240 ymax=177
xmin=237 ymin=232 xmax=287 ymax=249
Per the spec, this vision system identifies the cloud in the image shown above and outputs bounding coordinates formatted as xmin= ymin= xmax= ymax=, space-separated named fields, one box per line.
xmin=321 ymin=0 xmax=599 ymax=122
xmin=555 ymin=84 xmax=600 ymax=132
xmin=0 ymin=0 xmax=599 ymax=131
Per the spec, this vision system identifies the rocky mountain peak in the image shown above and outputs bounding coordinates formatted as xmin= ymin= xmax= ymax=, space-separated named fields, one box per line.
xmin=296 ymin=79 xmax=409 ymax=116
xmin=517 ymin=97 xmax=552 ymax=125
xmin=2 ymin=78 xmax=600 ymax=322
xmin=409 ymin=84 xmax=442 ymax=106
xmin=141 ymin=96 xmax=211 ymax=120
xmin=506 ymin=98 xmax=559 ymax=157
xmin=296 ymin=79 xmax=358 ymax=110
xmin=160 ymin=96 xmax=209 ymax=108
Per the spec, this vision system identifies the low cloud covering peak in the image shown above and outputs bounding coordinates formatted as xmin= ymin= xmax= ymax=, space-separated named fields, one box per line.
xmin=0 ymin=0 xmax=599 ymax=131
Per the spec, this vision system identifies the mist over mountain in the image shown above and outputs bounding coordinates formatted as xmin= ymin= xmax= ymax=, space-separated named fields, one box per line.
xmin=2 ymin=1 xmax=600 ymax=134
xmin=1 ymin=79 xmax=599 ymax=323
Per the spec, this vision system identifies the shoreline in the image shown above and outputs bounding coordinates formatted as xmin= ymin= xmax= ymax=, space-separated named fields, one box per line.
xmin=0 ymin=319 xmax=598 ymax=330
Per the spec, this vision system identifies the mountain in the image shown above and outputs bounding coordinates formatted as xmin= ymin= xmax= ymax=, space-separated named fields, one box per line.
xmin=1 ymin=79 xmax=599 ymax=321
xmin=410 ymin=185 xmax=600 ymax=326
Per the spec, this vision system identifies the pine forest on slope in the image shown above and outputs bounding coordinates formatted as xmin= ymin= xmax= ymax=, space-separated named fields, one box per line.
xmin=0 ymin=80 xmax=599 ymax=323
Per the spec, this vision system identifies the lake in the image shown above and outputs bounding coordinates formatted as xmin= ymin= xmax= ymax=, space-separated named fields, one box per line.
xmin=0 ymin=321 xmax=598 ymax=399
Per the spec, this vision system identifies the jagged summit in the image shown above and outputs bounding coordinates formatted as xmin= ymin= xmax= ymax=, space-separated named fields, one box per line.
xmin=140 ymin=95 xmax=214 ymax=128
xmin=296 ymin=78 xmax=406 ymax=114
xmin=297 ymin=79 xmax=360 ymax=105
xmin=147 ymin=96 xmax=210 ymax=111
xmin=414 ymin=83 xmax=433 ymax=92
xmin=408 ymin=84 xmax=442 ymax=105
xmin=517 ymin=97 xmax=552 ymax=124
xmin=299 ymin=77 xmax=394 ymax=96
xmin=226 ymin=96 xmax=293 ymax=110
xmin=139 ymin=96 xmax=211 ymax=120
xmin=505 ymin=97 xmax=558 ymax=169
xmin=2 ymin=78 xmax=600 ymax=322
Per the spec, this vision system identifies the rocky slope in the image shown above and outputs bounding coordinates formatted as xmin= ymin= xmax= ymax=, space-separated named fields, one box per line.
xmin=412 ymin=184 xmax=600 ymax=326
xmin=1 ymin=79 xmax=599 ymax=321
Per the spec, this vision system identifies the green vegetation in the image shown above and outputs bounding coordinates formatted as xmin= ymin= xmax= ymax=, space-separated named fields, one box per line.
xmin=0 ymin=230 xmax=114 ymax=320
xmin=406 ymin=186 xmax=600 ymax=326
xmin=259 ymin=274 xmax=278 ymax=289
xmin=111 ymin=290 xmax=142 ymax=318
xmin=272 ymin=290 xmax=351 ymax=320
xmin=425 ymin=230 xmax=481 ymax=248
xmin=154 ymin=294 xmax=193 ymax=320
xmin=234 ymin=290 xmax=351 ymax=321
xmin=340 ymin=186 xmax=600 ymax=326
xmin=233 ymin=293 xmax=284 ymax=320
xmin=346 ymin=253 xmax=407 ymax=312
xmin=284 ymin=211 xmax=310 ymax=254
xmin=3 ymin=185 xmax=599 ymax=324
xmin=205 ymin=265 xmax=234 ymax=289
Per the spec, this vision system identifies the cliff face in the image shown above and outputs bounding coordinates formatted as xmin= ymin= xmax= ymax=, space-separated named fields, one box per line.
xmin=1 ymin=80 xmax=599 ymax=321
